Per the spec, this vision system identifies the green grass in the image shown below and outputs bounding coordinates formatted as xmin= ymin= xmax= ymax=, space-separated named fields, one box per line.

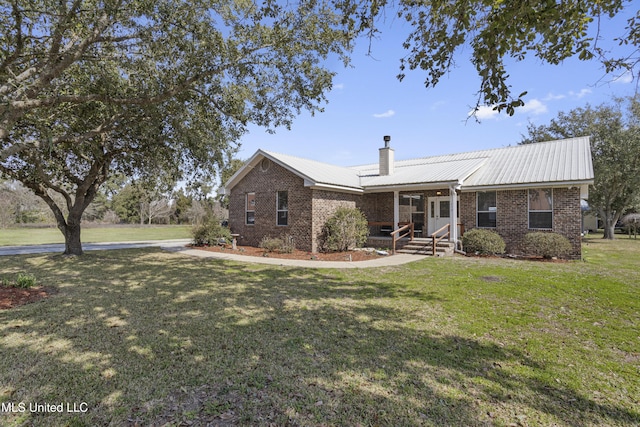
xmin=0 ymin=234 xmax=638 ymax=426
xmin=0 ymin=225 xmax=192 ymax=246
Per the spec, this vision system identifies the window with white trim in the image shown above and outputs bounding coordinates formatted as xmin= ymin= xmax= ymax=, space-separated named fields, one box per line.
xmin=246 ymin=193 xmax=255 ymax=225
xmin=477 ymin=191 xmax=497 ymax=228
xmin=529 ymin=188 xmax=553 ymax=229
xmin=276 ymin=191 xmax=288 ymax=226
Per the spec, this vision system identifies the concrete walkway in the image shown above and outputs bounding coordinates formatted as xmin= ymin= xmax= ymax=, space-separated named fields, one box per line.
xmin=171 ymin=246 xmax=427 ymax=269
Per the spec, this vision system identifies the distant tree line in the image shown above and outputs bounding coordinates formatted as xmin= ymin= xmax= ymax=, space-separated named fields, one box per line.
xmin=0 ymin=177 xmax=227 ymax=228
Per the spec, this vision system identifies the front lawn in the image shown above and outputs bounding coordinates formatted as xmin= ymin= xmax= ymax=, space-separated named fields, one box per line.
xmin=0 ymin=225 xmax=192 ymax=246
xmin=0 ymin=235 xmax=638 ymax=426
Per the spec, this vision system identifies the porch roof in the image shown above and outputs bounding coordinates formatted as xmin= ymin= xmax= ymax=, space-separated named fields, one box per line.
xmin=358 ymin=157 xmax=488 ymax=188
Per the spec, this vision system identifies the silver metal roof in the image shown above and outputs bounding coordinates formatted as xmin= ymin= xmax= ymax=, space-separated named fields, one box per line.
xmin=461 ymin=137 xmax=594 ymax=188
xmin=224 ymin=137 xmax=594 ymax=193
xmin=262 ymin=150 xmax=362 ymax=189
xmin=360 ymin=157 xmax=488 ymax=187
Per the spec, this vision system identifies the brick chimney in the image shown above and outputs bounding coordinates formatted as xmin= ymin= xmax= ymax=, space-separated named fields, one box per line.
xmin=379 ymin=135 xmax=394 ymax=176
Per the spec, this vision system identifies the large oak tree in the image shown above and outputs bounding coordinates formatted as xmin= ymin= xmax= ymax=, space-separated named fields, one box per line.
xmin=1 ymin=0 xmax=352 ymax=254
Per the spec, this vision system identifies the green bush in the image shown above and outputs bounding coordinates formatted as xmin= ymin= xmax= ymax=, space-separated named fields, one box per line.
xmin=15 ymin=273 xmax=37 ymax=288
xmin=321 ymin=207 xmax=369 ymax=252
xmin=1 ymin=273 xmax=38 ymax=288
xmin=522 ymin=232 xmax=573 ymax=259
xmin=191 ymin=218 xmax=232 ymax=246
xmin=259 ymin=234 xmax=296 ymax=254
xmin=259 ymin=236 xmax=284 ymax=253
xmin=279 ymin=234 xmax=295 ymax=254
xmin=462 ymin=229 xmax=506 ymax=255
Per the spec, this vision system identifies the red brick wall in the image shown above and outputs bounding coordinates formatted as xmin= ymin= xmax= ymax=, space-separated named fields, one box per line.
xmin=228 ymin=159 xmax=362 ymax=252
xmin=360 ymin=193 xmax=394 ymax=222
xmin=228 ymin=160 xmax=313 ymax=250
xmin=311 ymin=190 xmax=361 ymax=252
xmin=462 ymin=188 xmax=582 ymax=258
xmin=550 ymin=187 xmax=582 ymax=257
xmin=460 ymin=192 xmax=475 ymax=234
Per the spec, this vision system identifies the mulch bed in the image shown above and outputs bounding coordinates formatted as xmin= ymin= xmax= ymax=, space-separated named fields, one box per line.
xmin=190 ymin=244 xmax=385 ymax=262
xmin=0 ymin=286 xmax=56 ymax=310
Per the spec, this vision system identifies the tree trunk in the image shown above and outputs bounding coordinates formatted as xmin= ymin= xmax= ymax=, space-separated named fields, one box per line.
xmin=603 ymin=223 xmax=616 ymax=239
xmin=59 ymin=217 xmax=83 ymax=255
xmin=602 ymin=212 xmax=617 ymax=240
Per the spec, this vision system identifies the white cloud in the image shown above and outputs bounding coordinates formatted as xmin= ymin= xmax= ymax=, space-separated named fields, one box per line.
xmin=613 ymin=70 xmax=633 ymax=84
xmin=569 ymin=88 xmax=592 ymax=98
xmin=543 ymin=92 xmax=566 ymax=101
xmin=430 ymin=100 xmax=447 ymax=110
xmin=373 ymin=109 xmax=396 ymax=118
xmin=472 ymin=105 xmax=500 ymax=120
xmin=520 ymin=98 xmax=548 ymax=115
xmin=332 ymin=83 xmax=345 ymax=90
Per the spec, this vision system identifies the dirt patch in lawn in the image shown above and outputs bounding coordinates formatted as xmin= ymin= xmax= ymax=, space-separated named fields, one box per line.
xmin=0 ymin=286 xmax=56 ymax=310
xmin=191 ymin=244 xmax=386 ymax=262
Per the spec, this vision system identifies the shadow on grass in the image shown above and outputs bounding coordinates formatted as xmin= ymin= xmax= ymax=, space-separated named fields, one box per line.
xmin=0 ymin=248 xmax=638 ymax=426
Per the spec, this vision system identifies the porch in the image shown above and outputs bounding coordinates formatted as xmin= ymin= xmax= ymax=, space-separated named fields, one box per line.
xmin=361 ymin=187 xmax=463 ymax=255
xmin=367 ymin=221 xmax=463 ymax=256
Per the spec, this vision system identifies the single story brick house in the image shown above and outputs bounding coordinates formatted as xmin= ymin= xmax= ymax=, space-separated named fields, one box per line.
xmin=221 ymin=136 xmax=594 ymax=258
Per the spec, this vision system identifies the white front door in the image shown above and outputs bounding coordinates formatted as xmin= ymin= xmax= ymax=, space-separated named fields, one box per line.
xmin=428 ymin=196 xmax=459 ymax=236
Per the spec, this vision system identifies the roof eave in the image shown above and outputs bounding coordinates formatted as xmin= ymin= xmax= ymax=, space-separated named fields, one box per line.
xmin=224 ymin=149 xmax=322 ymax=193
xmin=308 ymin=182 xmax=364 ymax=194
xmin=460 ymin=179 xmax=594 ymax=193
xmin=363 ymin=181 xmax=460 ymax=193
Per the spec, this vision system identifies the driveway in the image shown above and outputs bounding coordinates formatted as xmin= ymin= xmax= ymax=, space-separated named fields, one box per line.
xmin=0 ymin=239 xmax=192 ymax=256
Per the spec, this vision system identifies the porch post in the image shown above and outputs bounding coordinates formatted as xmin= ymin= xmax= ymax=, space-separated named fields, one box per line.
xmin=393 ymin=191 xmax=400 ymax=230
xmin=449 ymin=185 xmax=458 ymax=242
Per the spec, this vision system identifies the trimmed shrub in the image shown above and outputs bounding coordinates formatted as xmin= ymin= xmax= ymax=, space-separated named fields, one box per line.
xmin=259 ymin=234 xmax=296 ymax=254
xmin=321 ymin=207 xmax=369 ymax=252
xmin=191 ymin=218 xmax=232 ymax=246
xmin=259 ymin=236 xmax=284 ymax=253
xmin=522 ymin=232 xmax=572 ymax=259
xmin=279 ymin=234 xmax=295 ymax=254
xmin=462 ymin=229 xmax=506 ymax=255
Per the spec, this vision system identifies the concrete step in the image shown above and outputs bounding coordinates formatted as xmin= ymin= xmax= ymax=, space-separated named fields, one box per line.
xmin=397 ymin=240 xmax=455 ymax=256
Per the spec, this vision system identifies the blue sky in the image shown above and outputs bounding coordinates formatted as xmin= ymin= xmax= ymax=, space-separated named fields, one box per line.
xmin=237 ymin=6 xmax=638 ymax=167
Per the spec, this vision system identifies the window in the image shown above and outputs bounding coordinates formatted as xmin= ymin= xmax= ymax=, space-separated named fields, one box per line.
xmin=246 ymin=193 xmax=255 ymax=225
xmin=529 ymin=188 xmax=553 ymax=229
xmin=276 ymin=191 xmax=288 ymax=226
xmin=400 ymin=194 xmax=424 ymax=233
xmin=439 ymin=200 xmax=450 ymax=218
xmin=477 ymin=191 xmax=497 ymax=228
